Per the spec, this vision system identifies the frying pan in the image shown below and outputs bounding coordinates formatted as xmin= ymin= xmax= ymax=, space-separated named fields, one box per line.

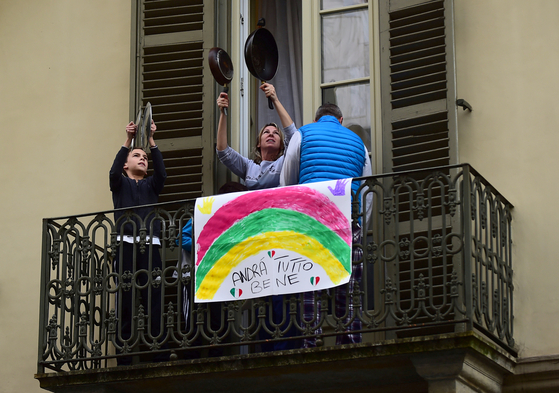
xmin=244 ymin=27 xmax=279 ymax=109
xmin=132 ymin=102 xmax=152 ymax=151
xmin=208 ymin=47 xmax=234 ymax=116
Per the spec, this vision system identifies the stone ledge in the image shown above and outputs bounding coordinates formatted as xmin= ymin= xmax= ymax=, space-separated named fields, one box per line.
xmin=35 ymin=331 xmax=516 ymax=393
xmin=503 ymin=354 xmax=559 ymax=393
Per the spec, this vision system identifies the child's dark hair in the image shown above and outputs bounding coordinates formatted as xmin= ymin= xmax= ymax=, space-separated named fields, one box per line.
xmin=128 ymin=146 xmax=148 ymax=154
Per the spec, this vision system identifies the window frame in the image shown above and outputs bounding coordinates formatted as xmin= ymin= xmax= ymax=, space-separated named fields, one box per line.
xmin=301 ymin=0 xmax=382 ymax=171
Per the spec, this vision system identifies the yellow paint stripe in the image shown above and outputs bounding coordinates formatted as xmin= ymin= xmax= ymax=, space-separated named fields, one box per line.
xmin=196 ymin=231 xmax=350 ymax=300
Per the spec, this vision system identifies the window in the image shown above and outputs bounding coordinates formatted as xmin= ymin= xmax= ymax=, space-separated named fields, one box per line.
xmin=321 ymin=2 xmax=372 ymax=147
xmin=131 ymin=0 xmax=458 ymax=197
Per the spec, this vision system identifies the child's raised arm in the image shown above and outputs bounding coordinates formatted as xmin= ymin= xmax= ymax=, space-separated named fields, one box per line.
xmin=148 ymin=120 xmax=157 ymax=148
xmin=124 ymin=121 xmax=137 ymax=148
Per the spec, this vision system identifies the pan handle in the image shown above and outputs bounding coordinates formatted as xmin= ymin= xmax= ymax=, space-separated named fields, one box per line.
xmin=223 ymin=86 xmax=229 ymax=116
xmin=262 ymin=81 xmax=274 ymax=110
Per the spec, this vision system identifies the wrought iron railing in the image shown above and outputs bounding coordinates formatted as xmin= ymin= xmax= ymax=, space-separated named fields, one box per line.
xmin=37 ymin=164 xmax=514 ymax=373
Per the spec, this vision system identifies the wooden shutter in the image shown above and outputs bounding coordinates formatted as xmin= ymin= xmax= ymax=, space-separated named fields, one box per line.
xmin=379 ymin=0 xmax=459 ymax=336
xmin=380 ymin=0 xmax=457 ymax=173
xmin=136 ymin=0 xmax=215 ymax=202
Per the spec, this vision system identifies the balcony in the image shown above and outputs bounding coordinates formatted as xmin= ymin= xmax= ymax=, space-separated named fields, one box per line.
xmin=35 ymin=165 xmax=516 ymax=392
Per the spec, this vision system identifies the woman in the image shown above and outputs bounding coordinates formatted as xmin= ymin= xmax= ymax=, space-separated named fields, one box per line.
xmin=216 ymin=83 xmax=299 ymax=351
xmin=216 ymin=83 xmax=296 ymax=190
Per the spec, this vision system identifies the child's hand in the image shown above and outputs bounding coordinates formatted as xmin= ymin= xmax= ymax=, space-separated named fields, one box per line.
xmin=150 ymin=120 xmax=157 ymax=137
xmin=126 ymin=121 xmax=137 ymax=139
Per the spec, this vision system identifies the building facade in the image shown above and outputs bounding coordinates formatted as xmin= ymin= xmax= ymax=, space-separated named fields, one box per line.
xmin=0 ymin=0 xmax=558 ymax=392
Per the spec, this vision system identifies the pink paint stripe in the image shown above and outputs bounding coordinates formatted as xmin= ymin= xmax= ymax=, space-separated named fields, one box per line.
xmin=197 ymin=186 xmax=351 ymax=264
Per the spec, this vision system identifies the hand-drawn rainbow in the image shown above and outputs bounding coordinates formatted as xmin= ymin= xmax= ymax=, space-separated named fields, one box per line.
xmin=194 ymin=181 xmax=352 ymax=302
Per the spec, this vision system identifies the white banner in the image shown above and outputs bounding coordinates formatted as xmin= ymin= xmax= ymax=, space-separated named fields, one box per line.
xmin=194 ymin=179 xmax=353 ymax=302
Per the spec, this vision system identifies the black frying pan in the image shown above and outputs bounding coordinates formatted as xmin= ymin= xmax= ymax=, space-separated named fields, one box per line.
xmin=244 ymin=27 xmax=279 ymax=109
xmin=209 ymin=47 xmax=234 ymax=116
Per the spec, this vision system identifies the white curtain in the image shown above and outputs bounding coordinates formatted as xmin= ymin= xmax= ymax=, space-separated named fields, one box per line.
xmin=255 ymin=0 xmax=303 ymax=130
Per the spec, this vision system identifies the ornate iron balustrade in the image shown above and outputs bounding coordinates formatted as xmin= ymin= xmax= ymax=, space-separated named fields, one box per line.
xmin=37 ymin=164 xmax=514 ymax=373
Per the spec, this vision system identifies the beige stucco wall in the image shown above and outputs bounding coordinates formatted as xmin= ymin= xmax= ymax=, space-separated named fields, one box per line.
xmin=0 ymin=1 xmax=132 ymax=391
xmin=454 ymin=0 xmax=559 ymax=358
xmin=3 ymin=1 xmax=559 ymax=391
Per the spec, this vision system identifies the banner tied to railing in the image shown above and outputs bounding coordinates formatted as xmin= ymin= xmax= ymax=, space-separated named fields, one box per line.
xmin=194 ymin=179 xmax=353 ymax=302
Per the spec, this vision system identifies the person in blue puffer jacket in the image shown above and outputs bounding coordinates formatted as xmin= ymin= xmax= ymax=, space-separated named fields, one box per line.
xmin=280 ymin=103 xmax=373 ymax=348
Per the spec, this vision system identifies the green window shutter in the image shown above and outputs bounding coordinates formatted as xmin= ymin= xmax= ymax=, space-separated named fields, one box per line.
xmin=380 ymin=0 xmax=457 ymax=173
xmin=379 ymin=0 xmax=459 ymax=335
xmin=135 ymin=0 xmax=215 ymax=202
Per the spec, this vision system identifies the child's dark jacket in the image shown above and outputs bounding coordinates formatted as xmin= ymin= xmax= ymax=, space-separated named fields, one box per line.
xmin=109 ymin=146 xmax=167 ymax=239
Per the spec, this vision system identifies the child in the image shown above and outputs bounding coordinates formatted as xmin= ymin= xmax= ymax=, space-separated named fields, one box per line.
xmin=109 ymin=120 xmax=167 ymax=365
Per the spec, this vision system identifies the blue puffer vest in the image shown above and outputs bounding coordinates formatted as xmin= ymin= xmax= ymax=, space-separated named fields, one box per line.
xmin=299 ymin=116 xmax=366 ymax=196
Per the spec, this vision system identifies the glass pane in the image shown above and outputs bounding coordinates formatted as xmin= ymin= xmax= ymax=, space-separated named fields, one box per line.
xmin=322 ymin=83 xmax=371 ymax=148
xmin=322 ymin=9 xmax=369 ymax=83
xmin=321 ymin=0 xmax=366 ymax=11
